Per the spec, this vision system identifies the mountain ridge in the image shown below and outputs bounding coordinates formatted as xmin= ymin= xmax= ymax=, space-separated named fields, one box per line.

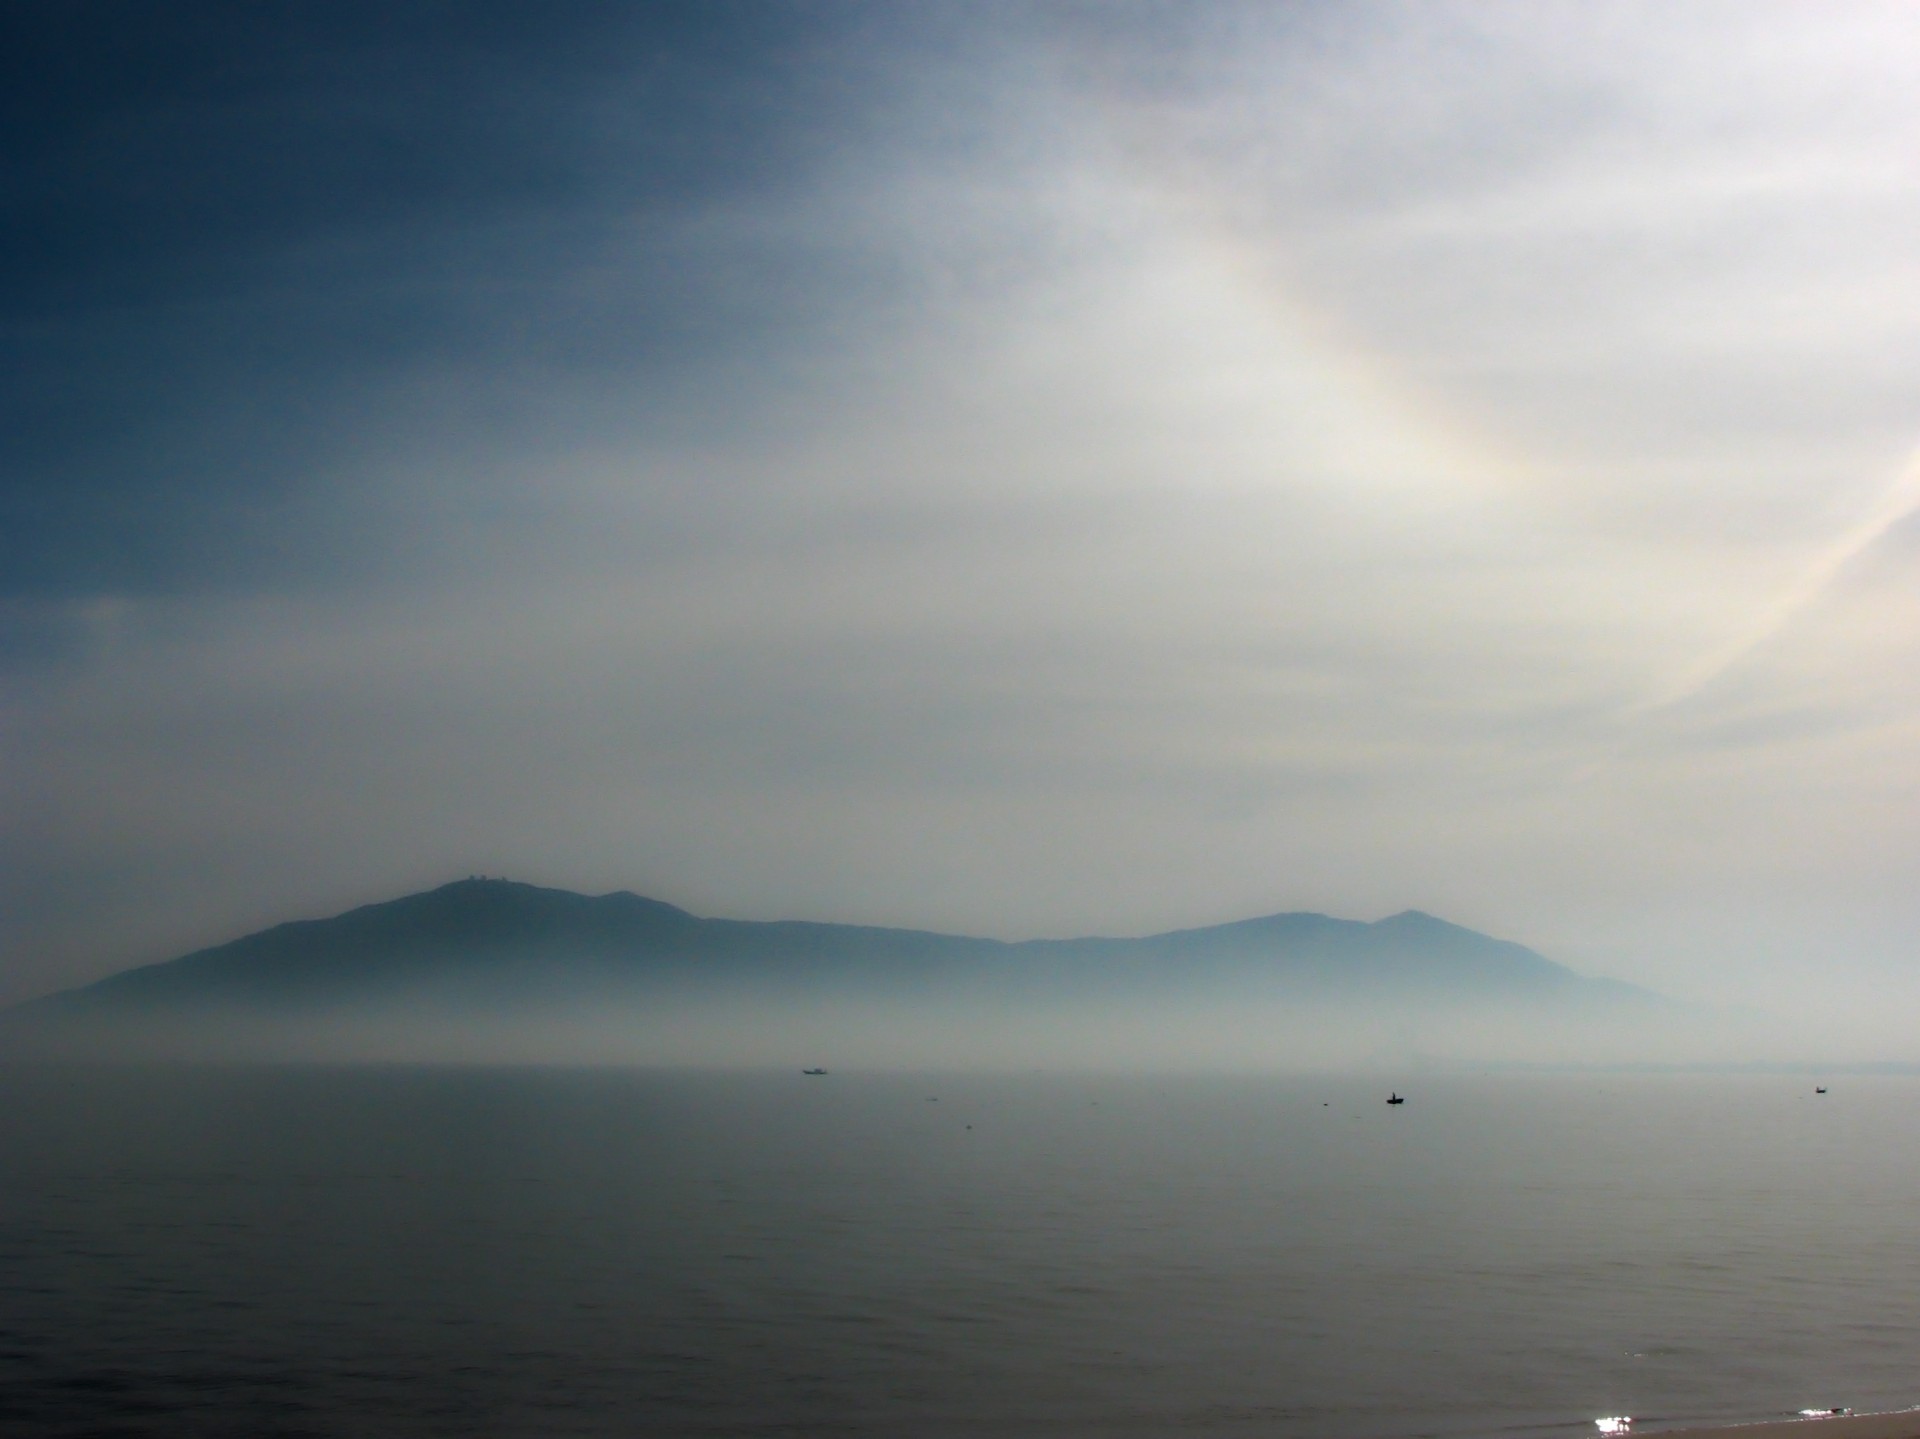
xmin=14 ymin=877 xmax=1650 ymax=1009
xmin=1 ymin=878 xmax=1677 ymax=1065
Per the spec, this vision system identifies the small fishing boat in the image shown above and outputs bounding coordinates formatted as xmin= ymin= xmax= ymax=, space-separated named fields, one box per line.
xmin=1387 ymin=1093 xmax=1405 ymax=1105
xmin=801 ymin=1067 xmax=828 ymax=1076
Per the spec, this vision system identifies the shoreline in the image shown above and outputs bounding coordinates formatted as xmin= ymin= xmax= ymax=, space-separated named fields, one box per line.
xmin=1650 ymin=1413 xmax=1920 ymax=1439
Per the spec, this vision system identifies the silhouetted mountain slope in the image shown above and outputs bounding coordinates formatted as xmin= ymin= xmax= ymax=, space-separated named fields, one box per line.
xmin=9 ymin=879 xmax=1660 ymax=1031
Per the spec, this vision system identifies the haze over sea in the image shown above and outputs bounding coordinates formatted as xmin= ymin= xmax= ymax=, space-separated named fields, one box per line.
xmin=3 ymin=1064 xmax=1913 ymax=1439
xmin=10 ymin=5 xmax=1920 ymax=1436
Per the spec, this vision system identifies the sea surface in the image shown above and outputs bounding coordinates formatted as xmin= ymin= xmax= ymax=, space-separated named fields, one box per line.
xmin=0 ymin=1066 xmax=1916 ymax=1439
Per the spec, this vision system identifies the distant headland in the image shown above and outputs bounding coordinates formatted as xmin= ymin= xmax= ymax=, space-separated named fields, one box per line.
xmin=0 ymin=878 xmax=1676 ymax=1066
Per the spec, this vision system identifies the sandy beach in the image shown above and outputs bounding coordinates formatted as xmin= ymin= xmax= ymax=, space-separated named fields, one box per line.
xmin=1654 ymin=1414 xmax=1920 ymax=1439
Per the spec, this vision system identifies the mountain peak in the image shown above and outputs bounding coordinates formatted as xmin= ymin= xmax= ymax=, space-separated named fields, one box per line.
xmin=377 ymin=877 xmax=695 ymax=923
xmin=1375 ymin=909 xmax=1451 ymax=929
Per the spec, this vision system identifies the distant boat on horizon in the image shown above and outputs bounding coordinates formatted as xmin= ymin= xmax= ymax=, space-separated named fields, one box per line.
xmin=802 ymin=1067 xmax=828 ymax=1076
xmin=1387 ymin=1093 xmax=1405 ymax=1105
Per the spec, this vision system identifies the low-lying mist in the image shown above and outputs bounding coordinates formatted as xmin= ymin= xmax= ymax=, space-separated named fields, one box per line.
xmin=2 ymin=881 xmax=1861 ymax=1072
xmin=7 ymin=988 xmax=1797 ymax=1073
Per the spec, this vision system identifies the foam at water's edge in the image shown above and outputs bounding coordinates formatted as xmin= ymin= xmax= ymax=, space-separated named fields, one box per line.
xmin=1648 ymin=1408 xmax=1920 ymax=1439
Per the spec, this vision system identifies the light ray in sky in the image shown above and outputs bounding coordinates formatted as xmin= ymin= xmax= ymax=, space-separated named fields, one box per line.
xmin=1637 ymin=448 xmax=1920 ymax=713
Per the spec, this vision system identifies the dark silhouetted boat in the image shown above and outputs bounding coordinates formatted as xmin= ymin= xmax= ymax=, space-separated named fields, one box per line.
xmin=802 ymin=1067 xmax=828 ymax=1075
xmin=1387 ymin=1093 xmax=1405 ymax=1105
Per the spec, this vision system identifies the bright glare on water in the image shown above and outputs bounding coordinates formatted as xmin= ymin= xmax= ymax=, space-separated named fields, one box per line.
xmin=0 ymin=1067 xmax=1915 ymax=1438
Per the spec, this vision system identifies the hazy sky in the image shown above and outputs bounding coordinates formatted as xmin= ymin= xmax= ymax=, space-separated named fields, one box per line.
xmin=6 ymin=3 xmax=1920 ymax=1037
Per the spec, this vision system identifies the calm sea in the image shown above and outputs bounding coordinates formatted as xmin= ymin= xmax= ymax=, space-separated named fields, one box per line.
xmin=0 ymin=1066 xmax=1915 ymax=1438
